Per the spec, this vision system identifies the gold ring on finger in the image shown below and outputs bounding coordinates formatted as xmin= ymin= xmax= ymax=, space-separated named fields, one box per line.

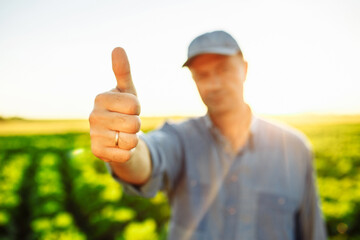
xmin=115 ymin=131 xmax=119 ymax=147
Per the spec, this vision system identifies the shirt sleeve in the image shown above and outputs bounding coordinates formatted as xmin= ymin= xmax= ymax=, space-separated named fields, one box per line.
xmin=296 ymin=150 xmax=328 ymax=240
xmin=105 ymin=122 xmax=184 ymax=198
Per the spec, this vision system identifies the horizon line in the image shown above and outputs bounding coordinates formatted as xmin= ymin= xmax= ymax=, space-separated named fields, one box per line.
xmin=2 ymin=112 xmax=360 ymax=121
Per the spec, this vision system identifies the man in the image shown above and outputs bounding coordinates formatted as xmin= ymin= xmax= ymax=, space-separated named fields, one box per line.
xmin=89 ymin=30 xmax=327 ymax=239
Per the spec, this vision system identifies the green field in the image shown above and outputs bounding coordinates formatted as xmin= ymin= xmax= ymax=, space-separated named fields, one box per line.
xmin=0 ymin=115 xmax=359 ymax=239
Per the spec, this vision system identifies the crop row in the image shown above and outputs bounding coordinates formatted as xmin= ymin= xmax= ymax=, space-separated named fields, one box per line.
xmin=0 ymin=133 xmax=170 ymax=240
xmin=66 ymin=147 xmax=169 ymax=239
xmin=28 ymin=152 xmax=85 ymax=240
xmin=1 ymin=126 xmax=360 ymax=239
xmin=0 ymin=153 xmax=31 ymax=239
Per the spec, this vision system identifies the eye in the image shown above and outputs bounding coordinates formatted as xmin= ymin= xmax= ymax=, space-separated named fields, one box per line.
xmin=194 ymin=72 xmax=208 ymax=81
xmin=218 ymin=65 xmax=230 ymax=74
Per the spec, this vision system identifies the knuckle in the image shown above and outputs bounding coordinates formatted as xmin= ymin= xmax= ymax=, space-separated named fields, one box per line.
xmin=89 ymin=110 xmax=106 ymax=126
xmin=89 ymin=128 xmax=101 ymax=140
xmin=131 ymin=135 xmax=139 ymax=147
xmin=90 ymin=144 xmax=102 ymax=158
xmin=121 ymin=151 xmax=132 ymax=162
xmin=115 ymin=115 xmax=140 ymax=133
xmin=94 ymin=93 xmax=105 ymax=105
xmin=120 ymin=134 xmax=138 ymax=150
xmin=131 ymin=98 xmax=141 ymax=115
xmin=111 ymin=93 xmax=140 ymax=115
xmin=129 ymin=116 xmax=141 ymax=132
xmin=89 ymin=128 xmax=95 ymax=138
xmin=88 ymin=111 xmax=97 ymax=125
xmin=125 ymin=94 xmax=141 ymax=115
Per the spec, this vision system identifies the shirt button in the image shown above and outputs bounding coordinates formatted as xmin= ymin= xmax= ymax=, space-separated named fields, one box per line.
xmin=278 ymin=197 xmax=286 ymax=205
xmin=227 ymin=207 xmax=237 ymax=215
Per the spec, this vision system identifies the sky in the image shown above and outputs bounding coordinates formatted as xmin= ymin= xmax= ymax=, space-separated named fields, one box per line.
xmin=0 ymin=0 xmax=359 ymax=119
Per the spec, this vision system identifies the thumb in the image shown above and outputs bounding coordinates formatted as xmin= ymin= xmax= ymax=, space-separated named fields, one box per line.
xmin=112 ymin=47 xmax=137 ymax=96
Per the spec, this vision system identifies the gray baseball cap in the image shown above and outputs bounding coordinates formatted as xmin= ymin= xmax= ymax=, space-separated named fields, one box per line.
xmin=182 ymin=30 xmax=242 ymax=67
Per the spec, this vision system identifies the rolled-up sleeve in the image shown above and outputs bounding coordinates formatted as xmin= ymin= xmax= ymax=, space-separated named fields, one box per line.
xmin=105 ymin=122 xmax=184 ymax=198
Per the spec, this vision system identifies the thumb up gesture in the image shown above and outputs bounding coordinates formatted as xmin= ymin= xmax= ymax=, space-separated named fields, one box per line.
xmin=89 ymin=47 xmax=141 ymax=163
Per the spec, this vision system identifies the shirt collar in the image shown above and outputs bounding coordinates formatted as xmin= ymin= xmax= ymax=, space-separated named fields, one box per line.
xmin=203 ymin=108 xmax=258 ymax=153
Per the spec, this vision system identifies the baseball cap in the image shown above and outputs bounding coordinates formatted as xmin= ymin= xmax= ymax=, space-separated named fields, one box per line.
xmin=182 ymin=30 xmax=242 ymax=67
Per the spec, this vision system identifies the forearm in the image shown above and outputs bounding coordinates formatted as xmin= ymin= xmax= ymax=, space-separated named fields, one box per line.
xmin=109 ymin=138 xmax=152 ymax=185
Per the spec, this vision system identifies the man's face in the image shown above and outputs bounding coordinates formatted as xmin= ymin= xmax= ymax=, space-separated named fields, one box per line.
xmin=189 ymin=53 xmax=248 ymax=115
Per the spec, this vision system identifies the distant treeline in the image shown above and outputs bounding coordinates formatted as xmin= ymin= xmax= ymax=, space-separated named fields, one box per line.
xmin=0 ymin=116 xmax=25 ymax=121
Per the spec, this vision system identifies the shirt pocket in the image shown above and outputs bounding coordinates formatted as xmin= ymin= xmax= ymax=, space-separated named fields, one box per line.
xmin=256 ymin=192 xmax=298 ymax=240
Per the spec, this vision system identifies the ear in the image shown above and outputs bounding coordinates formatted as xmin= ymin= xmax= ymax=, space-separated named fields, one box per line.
xmin=241 ymin=60 xmax=248 ymax=83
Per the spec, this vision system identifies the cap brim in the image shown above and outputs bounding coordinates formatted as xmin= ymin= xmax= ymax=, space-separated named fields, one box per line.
xmin=182 ymin=48 xmax=240 ymax=67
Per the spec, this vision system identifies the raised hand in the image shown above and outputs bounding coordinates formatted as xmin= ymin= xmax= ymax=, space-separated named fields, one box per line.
xmin=89 ymin=47 xmax=141 ymax=163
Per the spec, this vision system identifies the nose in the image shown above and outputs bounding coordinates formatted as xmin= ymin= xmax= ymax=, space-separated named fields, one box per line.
xmin=208 ymin=74 xmax=222 ymax=90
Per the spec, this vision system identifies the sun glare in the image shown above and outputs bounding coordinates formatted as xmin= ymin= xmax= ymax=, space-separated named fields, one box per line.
xmin=0 ymin=0 xmax=359 ymax=119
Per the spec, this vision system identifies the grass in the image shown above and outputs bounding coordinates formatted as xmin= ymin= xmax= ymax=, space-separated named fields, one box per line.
xmin=0 ymin=116 xmax=187 ymax=136
xmin=1 ymin=114 xmax=359 ymax=136
xmin=1 ymin=114 xmax=360 ymax=238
